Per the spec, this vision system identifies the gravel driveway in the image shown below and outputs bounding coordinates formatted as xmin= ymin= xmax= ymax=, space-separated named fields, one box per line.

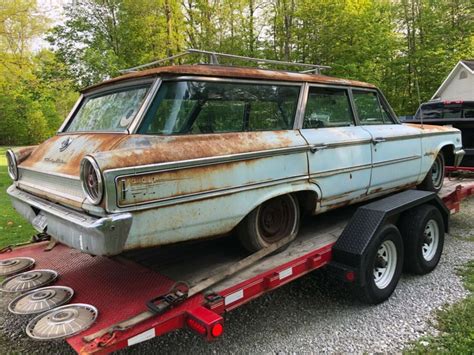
xmin=1 ymin=197 xmax=473 ymax=354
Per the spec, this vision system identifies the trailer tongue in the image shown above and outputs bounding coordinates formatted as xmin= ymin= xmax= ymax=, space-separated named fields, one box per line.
xmin=0 ymin=177 xmax=473 ymax=354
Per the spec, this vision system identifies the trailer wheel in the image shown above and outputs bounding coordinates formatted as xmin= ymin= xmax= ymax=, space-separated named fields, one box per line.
xmin=418 ymin=153 xmax=445 ymax=192
xmin=358 ymin=224 xmax=403 ymax=304
xmin=399 ymin=205 xmax=445 ymax=275
xmin=237 ymin=194 xmax=300 ymax=252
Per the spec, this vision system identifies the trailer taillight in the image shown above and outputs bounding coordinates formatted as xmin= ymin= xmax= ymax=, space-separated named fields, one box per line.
xmin=211 ymin=323 xmax=223 ymax=337
xmin=345 ymin=271 xmax=355 ymax=282
xmin=186 ymin=318 xmax=207 ymax=336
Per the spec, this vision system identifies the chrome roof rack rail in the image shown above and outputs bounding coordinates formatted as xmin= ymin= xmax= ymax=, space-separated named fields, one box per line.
xmin=120 ymin=49 xmax=330 ymax=74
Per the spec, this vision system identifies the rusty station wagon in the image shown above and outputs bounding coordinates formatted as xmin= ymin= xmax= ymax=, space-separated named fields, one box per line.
xmin=5 ymin=52 xmax=465 ymax=256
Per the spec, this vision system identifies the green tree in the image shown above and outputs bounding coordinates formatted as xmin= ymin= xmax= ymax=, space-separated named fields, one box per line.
xmin=0 ymin=0 xmax=77 ymax=145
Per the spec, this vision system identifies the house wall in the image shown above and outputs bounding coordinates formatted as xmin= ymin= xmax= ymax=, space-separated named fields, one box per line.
xmin=433 ymin=66 xmax=474 ymax=101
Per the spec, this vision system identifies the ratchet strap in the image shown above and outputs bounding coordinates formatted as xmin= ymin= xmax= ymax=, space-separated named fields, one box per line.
xmin=83 ymin=234 xmax=294 ymax=343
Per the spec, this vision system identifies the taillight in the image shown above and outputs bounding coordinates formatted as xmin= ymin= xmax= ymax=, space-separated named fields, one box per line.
xmin=80 ymin=156 xmax=103 ymax=205
xmin=211 ymin=323 xmax=223 ymax=337
xmin=186 ymin=318 xmax=207 ymax=336
xmin=6 ymin=149 xmax=18 ymax=181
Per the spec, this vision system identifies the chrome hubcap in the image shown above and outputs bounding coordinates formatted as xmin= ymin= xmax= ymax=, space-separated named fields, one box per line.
xmin=431 ymin=155 xmax=443 ymax=189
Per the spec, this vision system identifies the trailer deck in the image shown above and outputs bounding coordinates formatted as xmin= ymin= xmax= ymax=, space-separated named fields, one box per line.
xmin=1 ymin=177 xmax=473 ymax=354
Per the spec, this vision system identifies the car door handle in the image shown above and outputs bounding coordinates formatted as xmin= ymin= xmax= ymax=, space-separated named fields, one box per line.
xmin=309 ymin=144 xmax=328 ymax=153
xmin=372 ymin=137 xmax=386 ymax=145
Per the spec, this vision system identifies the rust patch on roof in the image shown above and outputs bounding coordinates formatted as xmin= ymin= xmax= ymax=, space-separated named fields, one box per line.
xmin=82 ymin=65 xmax=376 ymax=93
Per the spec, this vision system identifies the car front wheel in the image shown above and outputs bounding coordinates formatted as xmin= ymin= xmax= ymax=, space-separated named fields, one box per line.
xmin=418 ymin=153 xmax=445 ymax=192
xmin=237 ymin=194 xmax=300 ymax=252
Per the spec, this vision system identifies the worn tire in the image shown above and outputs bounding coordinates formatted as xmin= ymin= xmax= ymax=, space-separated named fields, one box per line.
xmin=237 ymin=194 xmax=300 ymax=253
xmin=418 ymin=153 xmax=445 ymax=192
xmin=399 ymin=204 xmax=445 ymax=275
xmin=358 ymin=224 xmax=404 ymax=304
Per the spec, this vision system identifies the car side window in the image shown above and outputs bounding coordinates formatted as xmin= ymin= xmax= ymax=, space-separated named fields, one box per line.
xmin=303 ymin=87 xmax=355 ymax=128
xmin=139 ymin=81 xmax=300 ymax=135
xmin=353 ymin=90 xmax=393 ymax=125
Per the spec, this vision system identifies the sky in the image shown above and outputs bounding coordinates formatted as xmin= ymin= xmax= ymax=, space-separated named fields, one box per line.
xmin=32 ymin=0 xmax=70 ymax=51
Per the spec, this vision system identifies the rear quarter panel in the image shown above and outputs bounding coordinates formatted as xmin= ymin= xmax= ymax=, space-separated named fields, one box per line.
xmin=92 ymin=130 xmax=315 ymax=249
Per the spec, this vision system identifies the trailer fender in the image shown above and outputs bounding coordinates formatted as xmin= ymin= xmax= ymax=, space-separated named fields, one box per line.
xmin=328 ymin=190 xmax=449 ymax=286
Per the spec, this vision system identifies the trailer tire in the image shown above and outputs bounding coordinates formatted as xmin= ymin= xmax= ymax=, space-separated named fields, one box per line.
xmin=358 ymin=224 xmax=403 ymax=304
xmin=418 ymin=153 xmax=445 ymax=192
xmin=399 ymin=205 xmax=445 ymax=275
xmin=237 ymin=194 xmax=300 ymax=253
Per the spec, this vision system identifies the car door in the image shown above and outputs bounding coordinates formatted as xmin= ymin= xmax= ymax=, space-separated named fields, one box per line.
xmin=352 ymin=89 xmax=422 ymax=193
xmin=300 ymin=86 xmax=372 ymax=207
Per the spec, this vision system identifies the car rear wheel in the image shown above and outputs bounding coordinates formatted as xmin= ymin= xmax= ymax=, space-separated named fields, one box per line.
xmin=418 ymin=153 xmax=445 ymax=192
xmin=237 ymin=194 xmax=300 ymax=252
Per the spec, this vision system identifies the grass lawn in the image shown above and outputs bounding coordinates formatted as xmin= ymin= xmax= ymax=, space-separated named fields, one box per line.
xmin=0 ymin=147 xmax=36 ymax=249
xmin=408 ymin=261 xmax=474 ymax=354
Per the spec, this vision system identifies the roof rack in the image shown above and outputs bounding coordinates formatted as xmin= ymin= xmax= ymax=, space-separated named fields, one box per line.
xmin=120 ymin=48 xmax=331 ymax=74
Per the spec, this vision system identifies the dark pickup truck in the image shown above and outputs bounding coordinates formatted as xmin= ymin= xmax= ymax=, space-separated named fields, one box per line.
xmin=405 ymin=100 xmax=474 ymax=166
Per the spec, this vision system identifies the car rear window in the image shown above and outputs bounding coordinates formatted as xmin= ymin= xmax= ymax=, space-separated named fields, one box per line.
xmin=66 ymin=85 xmax=151 ymax=132
xmin=138 ymin=81 xmax=301 ymax=135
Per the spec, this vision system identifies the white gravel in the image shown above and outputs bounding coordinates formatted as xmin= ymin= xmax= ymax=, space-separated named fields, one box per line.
xmin=1 ymin=197 xmax=473 ymax=354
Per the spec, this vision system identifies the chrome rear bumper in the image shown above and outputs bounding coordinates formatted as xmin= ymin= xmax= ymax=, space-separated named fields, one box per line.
xmin=7 ymin=185 xmax=132 ymax=256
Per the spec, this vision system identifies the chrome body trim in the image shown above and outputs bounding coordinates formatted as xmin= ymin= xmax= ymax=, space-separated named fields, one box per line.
xmin=294 ymin=82 xmax=309 ymax=129
xmin=310 ymin=163 xmax=372 ymax=178
xmin=104 ymin=145 xmax=310 ymax=176
xmin=371 ymin=155 xmax=421 ymax=168
xmin=115 ymin=175 xmax=309 ymax=210
xmin=7 ymin=185 xmax=132 ymax=256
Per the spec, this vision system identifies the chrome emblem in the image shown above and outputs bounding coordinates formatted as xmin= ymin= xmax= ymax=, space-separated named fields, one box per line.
xmin=59 ymin=138 xmax=73 ymax=152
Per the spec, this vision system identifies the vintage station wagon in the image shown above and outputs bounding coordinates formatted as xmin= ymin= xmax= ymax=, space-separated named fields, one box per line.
xmin=6 ymin=56 xmax=465 ymax=256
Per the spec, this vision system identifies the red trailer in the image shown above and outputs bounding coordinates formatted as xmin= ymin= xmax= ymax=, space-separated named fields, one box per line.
xmin=1 ymin=177 xmax=473 ymax=354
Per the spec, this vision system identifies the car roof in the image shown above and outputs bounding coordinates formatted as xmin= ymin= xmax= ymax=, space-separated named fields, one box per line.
xmin=82 ymin=64 xmax=376 ymax=93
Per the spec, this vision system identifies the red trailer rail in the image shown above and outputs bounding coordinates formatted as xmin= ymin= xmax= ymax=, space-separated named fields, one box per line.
xmin=1 ymin=177 xmax=473 ymax=354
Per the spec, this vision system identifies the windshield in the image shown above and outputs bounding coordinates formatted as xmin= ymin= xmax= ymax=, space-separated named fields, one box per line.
xmin=138 ymin=81 xmax=300 ymax=135
xmin=65 ymin=84 xmax=150 ymax=132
